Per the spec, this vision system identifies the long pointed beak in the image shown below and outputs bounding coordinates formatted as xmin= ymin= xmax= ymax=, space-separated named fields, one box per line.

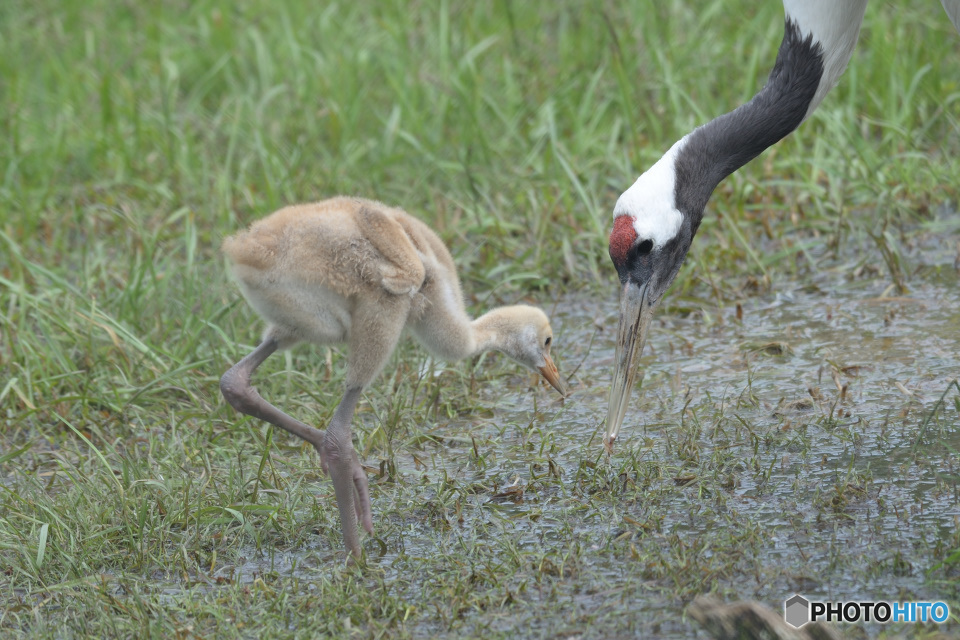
xmin=538 ymin=354 xmax=567 ymax=397
xmin=604 ymin=281 xmax=655 ymax=452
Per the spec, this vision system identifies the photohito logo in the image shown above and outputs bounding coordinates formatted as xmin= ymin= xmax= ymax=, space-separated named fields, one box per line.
xmin=784 ymin=594 xmax=950 ymax=628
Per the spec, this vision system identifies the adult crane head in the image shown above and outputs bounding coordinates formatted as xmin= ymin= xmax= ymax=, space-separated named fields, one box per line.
xmin=602 ymin=0 xmax=873 ymax=451
xmin=605 ymin=140 xmax=699 ymax=451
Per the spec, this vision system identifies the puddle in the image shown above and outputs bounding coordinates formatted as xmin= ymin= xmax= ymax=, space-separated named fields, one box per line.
xmin=196 ymin=228 xmax=960 ymax=637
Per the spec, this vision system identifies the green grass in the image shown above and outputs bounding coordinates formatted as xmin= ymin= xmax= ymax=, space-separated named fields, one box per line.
xmin=2 ymin=0 xmax=960 ymax=637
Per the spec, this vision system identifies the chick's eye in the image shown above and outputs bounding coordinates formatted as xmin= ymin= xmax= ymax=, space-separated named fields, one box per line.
xmin=544 ymin=336 xmax=551 ymax=347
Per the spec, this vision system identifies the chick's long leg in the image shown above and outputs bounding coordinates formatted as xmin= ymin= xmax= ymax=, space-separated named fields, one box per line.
xmin=220 ymin=338 xmax=326 ymax=447
xmin=322 ymin=296 xmax=413 ymax=557
xmin=220 ymin=338 xmax=372 ymax=558
xmin=319 ymin=386 xmax=372 ymax=558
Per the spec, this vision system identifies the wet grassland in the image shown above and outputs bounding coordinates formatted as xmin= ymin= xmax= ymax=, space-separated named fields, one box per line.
xmin=2 ymin=1 xmax=959 ymax=637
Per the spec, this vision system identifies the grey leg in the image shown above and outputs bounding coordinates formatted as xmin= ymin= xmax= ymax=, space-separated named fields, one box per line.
xmin=220 ymin=338 xmax=327 ymax=447
xmin=221 ymin=339 xmax=372 ymax=559
xmin=318 ymin=387 xmax=373 ymax=558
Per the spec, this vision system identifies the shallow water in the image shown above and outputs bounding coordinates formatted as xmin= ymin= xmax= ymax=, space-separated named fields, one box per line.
xmin=218 ymin=230 xmax=960 ymax=638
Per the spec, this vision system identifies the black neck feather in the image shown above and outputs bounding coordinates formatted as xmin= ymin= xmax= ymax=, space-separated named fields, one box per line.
xmin=673 ymin=18 xmax=825 ymax=231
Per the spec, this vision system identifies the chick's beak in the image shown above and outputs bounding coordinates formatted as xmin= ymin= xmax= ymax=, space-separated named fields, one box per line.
xmin=538 ymin=354 xmax=567 ymax=397
xmin=604 ymin=281 xmax=655 ymax=452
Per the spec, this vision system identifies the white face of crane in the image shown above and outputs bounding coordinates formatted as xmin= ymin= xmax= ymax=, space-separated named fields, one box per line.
xmin=610 ymin=137 xmax=687 ymax=261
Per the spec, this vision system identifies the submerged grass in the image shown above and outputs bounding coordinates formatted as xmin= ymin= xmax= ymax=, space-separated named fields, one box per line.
xmin=2 ymin=0 xmax=959 ymax=637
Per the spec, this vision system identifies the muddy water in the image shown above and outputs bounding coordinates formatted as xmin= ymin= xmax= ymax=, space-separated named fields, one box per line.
xmin=398 ymin=245 xmax=957 ymax=635
xmin=224 ymin=236 xmax=959 ymax=637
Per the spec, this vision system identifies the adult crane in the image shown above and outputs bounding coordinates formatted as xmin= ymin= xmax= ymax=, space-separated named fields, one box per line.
xmin=605 ymin=0 xmax=960 ymax=450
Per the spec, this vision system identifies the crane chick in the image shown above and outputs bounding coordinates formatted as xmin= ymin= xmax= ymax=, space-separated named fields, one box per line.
xmin=220 ymin=196 xmax=566 ymax=559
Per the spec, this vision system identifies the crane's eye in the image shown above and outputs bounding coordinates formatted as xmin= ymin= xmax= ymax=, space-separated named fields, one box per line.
xmin=636 ymin=239 xmax=654 ymax=256
xmin=544 ymin=337 xmax=551 ymax=347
